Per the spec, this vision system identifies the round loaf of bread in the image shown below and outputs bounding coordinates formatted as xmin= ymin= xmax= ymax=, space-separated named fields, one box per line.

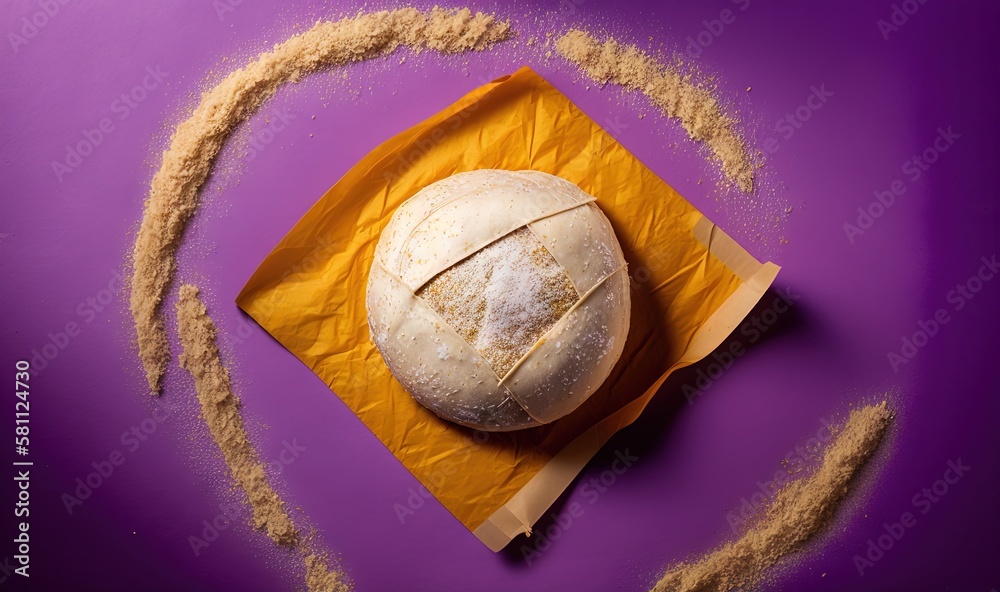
xmin=366 ymin=170 xmax=630 ymax=431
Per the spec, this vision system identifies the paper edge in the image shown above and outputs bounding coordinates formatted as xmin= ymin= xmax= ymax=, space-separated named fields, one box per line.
xmin=473 ymin=222 xmax=781 ymax=551
xmin=232 ymin=66 xmax=785 ymax=552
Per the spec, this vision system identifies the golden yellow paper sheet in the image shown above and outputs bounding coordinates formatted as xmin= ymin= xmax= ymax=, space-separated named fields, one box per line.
xmin=236 ymin=66 xmax=780 ymax=551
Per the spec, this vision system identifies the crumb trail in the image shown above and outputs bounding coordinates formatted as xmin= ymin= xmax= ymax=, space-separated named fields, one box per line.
xmin=556 ymin=29 xmax=754 ymax=194
xmin=651 ymin=402 xmax=893 ymax=592
xmin=130 ymin=8 xmax=513 ymax=394
xmin=176 ymin=284 xmax=298 ymax=546
xmin=176 ymin=284 xmax=348 ymax=591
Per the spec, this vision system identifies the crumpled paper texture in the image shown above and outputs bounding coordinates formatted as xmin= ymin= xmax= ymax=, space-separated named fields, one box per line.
xmin=236 ymin=67 xmax=780 ymax=551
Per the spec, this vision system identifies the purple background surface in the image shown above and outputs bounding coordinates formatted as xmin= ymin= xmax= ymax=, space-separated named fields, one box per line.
xmin=1 ymin=1 xmax=998 ymax=591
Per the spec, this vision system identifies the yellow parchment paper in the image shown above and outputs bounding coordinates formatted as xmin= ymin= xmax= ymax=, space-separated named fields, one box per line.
xmin=236 ymin=66 xmax=780 ymax=551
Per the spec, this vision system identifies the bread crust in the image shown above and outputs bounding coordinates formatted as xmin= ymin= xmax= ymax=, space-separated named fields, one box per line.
xmin=367 ymin=170 xmax=630 ymax=431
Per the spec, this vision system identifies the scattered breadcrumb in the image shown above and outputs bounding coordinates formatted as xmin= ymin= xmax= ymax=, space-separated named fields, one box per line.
xmin=176 ymin=285 xmax=299 ymax=546
xmin=176 ymin=285 xmax=348 ymax=592
xmin=556 ymin=30 xmax=754 ymax=194
xmin=304 ymin=552 xmax=350 ymax=592
xmin=129 ymin=7 xmax=512 ymax=395
xmin=650 ymin=403 xmax=893 ymax=591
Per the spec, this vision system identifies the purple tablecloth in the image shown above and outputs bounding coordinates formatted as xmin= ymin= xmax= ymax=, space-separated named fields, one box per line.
xmin=1 ymin=1 xmax=997 ymax=590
